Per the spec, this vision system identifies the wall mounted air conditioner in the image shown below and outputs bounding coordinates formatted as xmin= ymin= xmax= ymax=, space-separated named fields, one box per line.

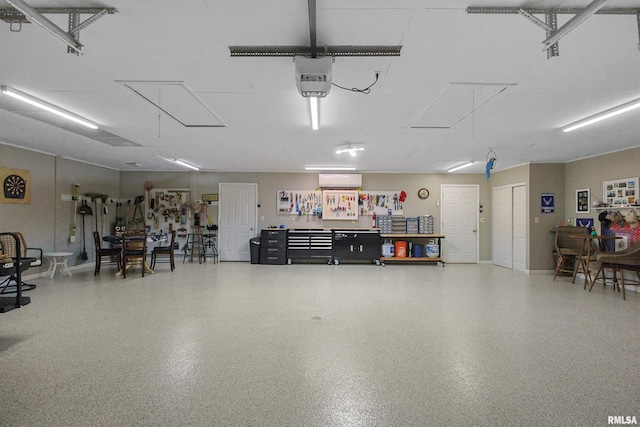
xmin=318 ymin=174 xmax=362 ymax=188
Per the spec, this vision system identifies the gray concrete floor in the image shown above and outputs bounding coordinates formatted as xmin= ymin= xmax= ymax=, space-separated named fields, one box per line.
xmin=1 ymin=262 xmax=639 ymax=426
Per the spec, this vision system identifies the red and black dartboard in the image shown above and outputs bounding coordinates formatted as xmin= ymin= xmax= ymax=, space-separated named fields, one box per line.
xmin=4 ymin=174 xmax=27 ymax=199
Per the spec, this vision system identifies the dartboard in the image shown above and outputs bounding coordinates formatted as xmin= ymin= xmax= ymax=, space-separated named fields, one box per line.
xmin=4 ymin=174 xmax=26 ymax=199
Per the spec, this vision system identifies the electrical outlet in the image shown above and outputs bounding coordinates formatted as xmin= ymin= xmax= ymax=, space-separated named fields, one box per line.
xmin=535 ymin=217 xmax=539 ymax=223
xmin=373 ymin=70 xmax=383 ymax=79
xmin=260 ymin=216 xmax=264 ymax=221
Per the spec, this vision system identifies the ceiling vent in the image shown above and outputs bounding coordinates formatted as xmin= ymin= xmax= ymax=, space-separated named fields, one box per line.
xmin=295 ymin=56 xmax=332 ymax=98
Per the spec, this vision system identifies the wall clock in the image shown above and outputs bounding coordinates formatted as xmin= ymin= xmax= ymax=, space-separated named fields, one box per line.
xmin=418 ymin=188 xmax=429 ymax=200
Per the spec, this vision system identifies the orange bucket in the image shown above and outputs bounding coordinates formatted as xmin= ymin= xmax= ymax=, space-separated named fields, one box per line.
xmin=394 ymin=241 xmax=408 ymax=258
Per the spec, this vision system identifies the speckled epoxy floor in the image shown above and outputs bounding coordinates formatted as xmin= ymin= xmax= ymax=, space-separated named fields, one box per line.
xmin=0 ymin=262 xmax=638 ymax=426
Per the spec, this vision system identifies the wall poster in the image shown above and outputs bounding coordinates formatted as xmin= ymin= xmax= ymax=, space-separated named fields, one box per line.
xmin=541 ymin=193 xmax=554 ymax=213
xmin=322 ymin=190 xmax=358 ymax=220
xmin=0 ymin=167 xmax=30 ymax=204
xmin=603 ymin=177 xmax=638 ymax=206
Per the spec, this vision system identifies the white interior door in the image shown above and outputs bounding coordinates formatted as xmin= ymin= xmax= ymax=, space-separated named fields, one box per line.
xmin=512 ymin=185 xmax=527 ymax=272
xmin=492 ymin=184 xmax=527 ymax=271
xmin=218 ymin=183 xmax=258 ymax=261
xmin=493 ymin=186 xmax=513 ymax=268
xmin=441 ymin=185 xmax=478 ymax=263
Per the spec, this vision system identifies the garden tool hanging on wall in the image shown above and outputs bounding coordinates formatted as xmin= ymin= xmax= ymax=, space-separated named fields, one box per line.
xmin=78 ymin=200 xmax=93 ymax=260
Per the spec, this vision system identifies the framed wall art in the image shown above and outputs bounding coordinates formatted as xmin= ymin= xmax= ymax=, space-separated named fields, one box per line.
xmin=202 ymin=193 xmax=219 ymax=202
xmin=603 ymin=177 xmax=638 ymax=206
xmin=576 ymin=188 xmax=590 ymax=213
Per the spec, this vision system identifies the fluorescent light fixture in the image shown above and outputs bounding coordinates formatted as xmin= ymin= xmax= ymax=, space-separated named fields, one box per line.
xmin=309 ymin=97 xmax=318 ymax=130
xmin=4 ymin=0 xmax=83 ymax=54
xmin=448 ymin=162 xmax=474 ymax=172
xmin=336 ymin=147 xmax=365 ymax=156
xmin=162 ymin=157 xmax=200 ymax=170
xmin=0 ymin=86 xmax=98 ymax=129
xmin=173 ymin=159 xmax=200 ymax=171
xmin=542 ymin=0 xmax=612 ymax=51
xmin=305 ymin=166 xmax=356 ymax=171
xmin=563 ymin=98 xmax=640 ymax=132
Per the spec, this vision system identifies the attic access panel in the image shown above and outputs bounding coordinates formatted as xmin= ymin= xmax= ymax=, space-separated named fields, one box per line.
xmin=410 ymin=83 xmax=515 ymax=129
xmin=117 ymin=81 xmax=225 ymax=128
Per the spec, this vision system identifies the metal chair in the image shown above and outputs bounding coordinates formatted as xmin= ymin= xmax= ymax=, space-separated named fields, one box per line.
xmin=590 ymin=239 xmax=640 ymax=300
xmin=92 ymin=231 xmax=121 ymax=275
xmin=151 ymin=231 xmax=176 ymax=271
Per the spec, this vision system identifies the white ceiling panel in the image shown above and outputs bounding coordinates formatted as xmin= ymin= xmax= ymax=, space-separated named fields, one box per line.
xmin=0 ymin=0 xmax=639 ymax=172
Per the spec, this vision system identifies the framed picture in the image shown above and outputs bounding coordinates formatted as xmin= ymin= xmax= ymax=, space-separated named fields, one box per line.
xmin=603 ymin=177 xmax=638 ymax=206
xmin=202 ymin=193 xmax=219 ymax=202
xmin=576 ymin=189 xmax=590 ymax=213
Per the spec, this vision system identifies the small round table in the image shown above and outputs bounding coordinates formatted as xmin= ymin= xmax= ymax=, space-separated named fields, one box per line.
xmin=44 ymin=252 xmax=74 ymax=279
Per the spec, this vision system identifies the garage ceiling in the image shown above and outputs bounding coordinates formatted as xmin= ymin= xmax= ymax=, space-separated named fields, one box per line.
xmin=0 ymin=0 xmax=639 ymax=173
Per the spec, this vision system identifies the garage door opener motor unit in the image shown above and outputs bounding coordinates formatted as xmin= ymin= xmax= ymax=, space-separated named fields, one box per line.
xmin=295 ymin=56 xmax=332 ymax=98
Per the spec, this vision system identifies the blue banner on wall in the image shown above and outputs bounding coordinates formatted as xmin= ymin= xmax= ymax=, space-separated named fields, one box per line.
xmin=541 ymin=193 xmax=554 ymax=213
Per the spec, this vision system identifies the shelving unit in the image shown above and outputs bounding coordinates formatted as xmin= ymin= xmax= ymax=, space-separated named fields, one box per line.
xmin=379 ymin=233 xmax=445 ymax=266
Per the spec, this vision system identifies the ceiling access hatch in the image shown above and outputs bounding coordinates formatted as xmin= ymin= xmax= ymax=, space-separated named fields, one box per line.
xmin=117 ymin=80 xmax=225 ymax=128
xmin=411 ymin=82 xmax=515 ymax=129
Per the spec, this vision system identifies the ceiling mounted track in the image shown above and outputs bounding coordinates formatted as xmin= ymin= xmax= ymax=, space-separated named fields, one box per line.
xmin=467 ymin=3 xmax=640 ymax=59
xmin=0 ymin=1 xmax=117 ymax=54
xmin=230 ymin=0 xmax=401 ymax=58
xmin=229 ymin=45 xmax=401 ymax=57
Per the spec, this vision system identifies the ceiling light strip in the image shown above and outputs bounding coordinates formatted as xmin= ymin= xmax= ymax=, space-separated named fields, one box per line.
xmin=563 ymin=98 xmax=640 ymax=132
xmin=0 ymin=86 xmax=98 ymax=129
xmin=309 ymin=97 xmax=318 ymax=130
xmin=448 ymin=162 xmax=474 ymax=172
xmin=173 ymin=159 xmax=200 ymax=171
xmin=305 ymin=166 xmax=356 ymax=171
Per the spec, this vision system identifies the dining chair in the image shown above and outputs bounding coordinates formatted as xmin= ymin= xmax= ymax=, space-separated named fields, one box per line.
xmin=151 ymin=231 xmax=176 ymax=271
xmin=92 ymin=231 xmax=121 ymax=275
xmin=122 ymin=231 xmax=147 ymax=278
xmin=553 ymin=226 xmax=589 ymax=281
xmin=590 ymin=239 xmax=640 ymax=300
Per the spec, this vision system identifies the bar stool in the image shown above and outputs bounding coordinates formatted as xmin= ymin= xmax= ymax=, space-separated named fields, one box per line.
xmin=203 ymin=229 xmax=218 ymax=263
xmin=183 ymin=226 xmax=205 ymax=263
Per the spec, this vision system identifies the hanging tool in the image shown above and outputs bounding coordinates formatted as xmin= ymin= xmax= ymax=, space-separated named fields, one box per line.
xmin=70 ymin=183 xmax=80 ymax=243
xmin=78 ymin=200 xmax=93 ymax=260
